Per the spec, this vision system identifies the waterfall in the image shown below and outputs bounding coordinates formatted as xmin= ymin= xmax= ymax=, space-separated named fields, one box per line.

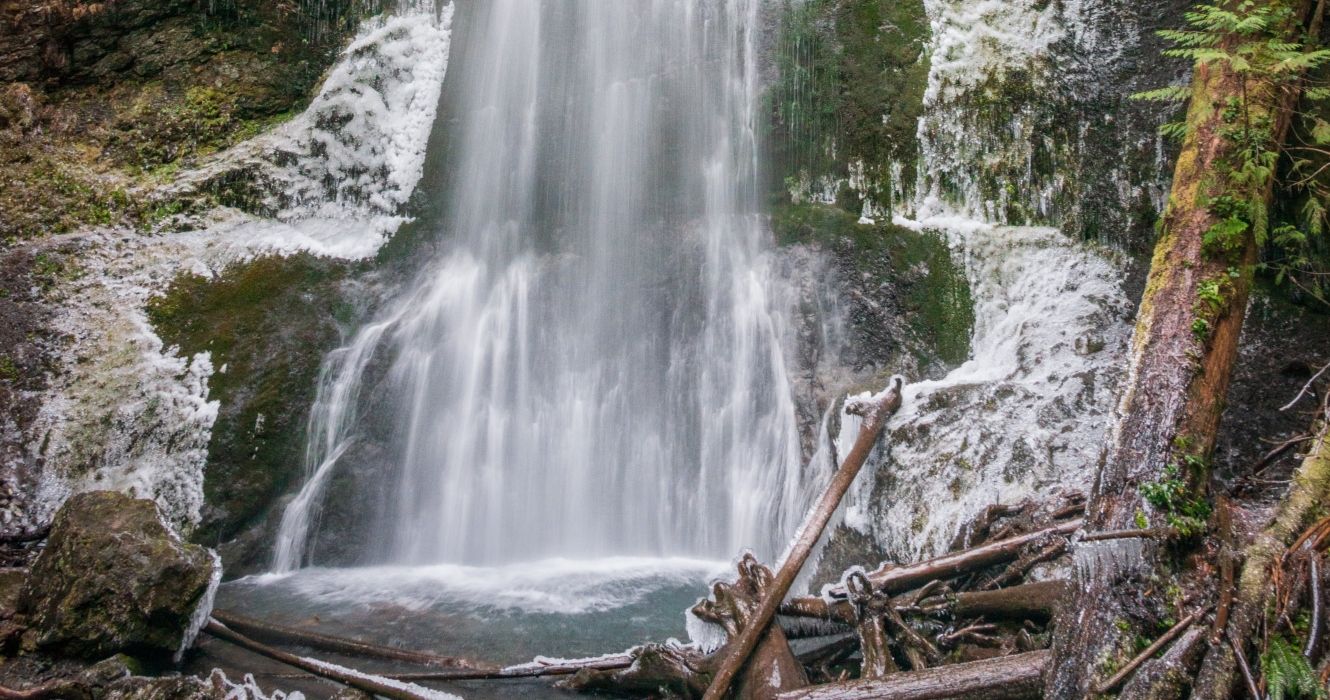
xmin=274 ymin=1 xmax=810 ymax=570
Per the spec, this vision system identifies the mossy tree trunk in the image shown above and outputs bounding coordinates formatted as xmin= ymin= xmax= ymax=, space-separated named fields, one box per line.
xmin=1047 ymin=1 xmax=1316 ymax=695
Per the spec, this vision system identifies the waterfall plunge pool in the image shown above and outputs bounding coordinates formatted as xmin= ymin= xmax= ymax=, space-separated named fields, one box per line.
xmin=196 ymin=557 xmax=731 ymax=698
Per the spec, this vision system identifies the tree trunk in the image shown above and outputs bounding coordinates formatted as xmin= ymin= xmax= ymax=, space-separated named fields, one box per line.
xmin=1048 ymin=1 xmax=1315 ymax=694
xmin=773 ymin=650 xmax=1049 ymax=700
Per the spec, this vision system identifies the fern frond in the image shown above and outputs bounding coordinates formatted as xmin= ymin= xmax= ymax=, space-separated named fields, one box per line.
xmin=1131 ymin=86 xmax=1193 ymax=102
xmin=1260 ymin=637 xmax=1326 ymax=700
xmin=1160 ymin=121 xmax=1190 ymax=141
xmin=1157 ymin=29 xmax=1221 ymax=47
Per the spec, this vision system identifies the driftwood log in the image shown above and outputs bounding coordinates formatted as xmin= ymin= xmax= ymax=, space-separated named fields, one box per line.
xmin=0 ymin=681 xmax=92 ymax=700
xmin=564 ymin=554 xmax=810 ymax=699
xmin=203 ymin=619 xmax=446 ymax=700
xmin=391 ymin=654 xmax=633 ymax=682
xmin=701 ymin=378 xmax=903 ymax=700
xmin=781 ymin=578 xmax=1069 ymax=626
xmin=211 ymin=610 xmax=485 ymax=670
xmin=821 ymin=520 xmax=1080 ymax=600
xmin=774 ymin=650 xmax=1050 ymax=700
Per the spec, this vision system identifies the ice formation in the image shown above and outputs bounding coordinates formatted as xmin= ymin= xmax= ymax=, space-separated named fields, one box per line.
xmin=26 ymin=3 xmax=453 ymax=532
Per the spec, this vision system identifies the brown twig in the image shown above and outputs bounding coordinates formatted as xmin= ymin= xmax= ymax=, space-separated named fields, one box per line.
xmin=389 ymin=654 xmax=635 ymax=682
xmin=1252 ymin=434 xmax=1314 ymax=475
xmin=981 ymin=540 xmax=1066 ymax=590
xmin=1281 ymin=359 xmax=1330 ymax=412
xmin=881 ymin=604 xmax=940 ymax=671
xmin=1307 ymin=553 xmax=1323 ymax=659
xmin=1229 ymin=630 xmax=1263 ymax=700
xmin=937 ymin=623 xmax=1000 ymax=648
xmin=1093 ymin=611 xmax=1201 ymax=694
xmin=1080 ymin=527 xmax=1176 ymax=543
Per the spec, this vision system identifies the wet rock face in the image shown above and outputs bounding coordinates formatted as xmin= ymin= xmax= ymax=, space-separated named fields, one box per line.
xmin=145 ymin=255 xmax=363 ymax=569
xmin=0 ymin=241 xmax=78 ymax=541
xmin=2 ymin=1 xmax=314 ymax=92
xmin=19 ymin=491 xmax=219 ymax=663
xmin=1217 ymin=294 xmax=1330 ymax=486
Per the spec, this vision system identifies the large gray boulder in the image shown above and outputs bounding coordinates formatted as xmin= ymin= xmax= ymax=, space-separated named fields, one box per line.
xmin=19 ymin=491 xmax=220 ymax=663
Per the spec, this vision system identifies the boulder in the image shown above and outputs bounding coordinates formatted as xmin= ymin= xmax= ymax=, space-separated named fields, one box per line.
xmin=19 ymin=491 xmax=220 ymax=663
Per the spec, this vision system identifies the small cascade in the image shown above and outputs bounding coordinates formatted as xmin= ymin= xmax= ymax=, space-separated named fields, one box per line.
xmin=839 ymin=217 xmax=1129 ymax=561
xmin=830 ymin=0 xmax=1141 ymax=562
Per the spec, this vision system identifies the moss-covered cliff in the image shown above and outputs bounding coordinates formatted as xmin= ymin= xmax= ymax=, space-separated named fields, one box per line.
xmin=0 ymin=0 xmax=369 ymax=242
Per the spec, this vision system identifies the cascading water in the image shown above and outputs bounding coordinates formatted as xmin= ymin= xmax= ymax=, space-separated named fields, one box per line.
xmin=275 ymin=0 xmax=811 ymax=570
xmin=830 ymin=0 xmax=1140 ymax=562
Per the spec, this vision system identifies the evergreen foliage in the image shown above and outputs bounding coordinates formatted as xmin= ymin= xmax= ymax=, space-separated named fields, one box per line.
xmin=1260 ymin=636 xmax=1327 ymax=700
xmin=1138 ymin=1 xmax=1330 ymax=307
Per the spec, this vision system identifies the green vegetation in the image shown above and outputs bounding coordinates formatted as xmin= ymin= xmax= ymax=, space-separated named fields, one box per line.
xmin=0 ymin=355 xmax=17 ymax=382
xmin=148 ymin=255 xmax=357 ymax=544
xmin=767 ymin=0 xmax=928 ymax=211
xmin=1260 ymin=636 xmax=1327 ymax=700
xmin=1136 ymin=1 xmax=1330 ymax=307
xmin=1139 ymin=440 xmax=1212 ymax=537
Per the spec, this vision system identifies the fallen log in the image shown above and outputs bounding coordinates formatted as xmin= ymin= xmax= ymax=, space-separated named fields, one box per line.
xmin=211 ymin=609 xmax=484 ymax=670
xmin=203 ymin=619 xmax=449 ymax=700
xmin=388 ymin=654 xmax=634 ymax=682
xmin=774 ymin=650 xmax=1050 ymax=700
xmin=0 ymin=525 xmax=50 ymax=545
xmin=823 ymin=520 xmax=1081 ymax=599
xmin=781 ymin=579 xmax=1069 ymax=626
xmin=559 ymin=644 xmax=712 ymax=697
xmin=701 ymin=378 xmax=904 ymax=700
xmin=844 ymin=572 xmax=899 ymax=679
xmin=691 ymin=553 xmax=810 ymax=698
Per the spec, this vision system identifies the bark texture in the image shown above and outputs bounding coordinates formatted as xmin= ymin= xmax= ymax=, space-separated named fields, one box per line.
xmin=1048 ymin=2 xmax=1315 ymax=694
xmin=773 ymin=650 xmax=1049 ymax=700
xmin=701 ymin=379 xmax=902 ymax=700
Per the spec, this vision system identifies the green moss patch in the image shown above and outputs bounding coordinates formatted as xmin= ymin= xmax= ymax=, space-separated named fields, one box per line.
xmin=773 ymin=201 xmax=973 ymax=367
xmin=147 ymin=254 xmax=359 ymax=546
xmin=766 ymin=0 xmax=929 ymax=209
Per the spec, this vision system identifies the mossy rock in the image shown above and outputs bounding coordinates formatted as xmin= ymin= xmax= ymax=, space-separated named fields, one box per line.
xmin=19 ymin=491 xmax=219 ymax=664
xmin=772 ymin=201 xmax=974 ymax=370
xmin=146 ymin=255 xmax=360 ymax=556
xmin=766 ymin=0 xmax=928 ymax=210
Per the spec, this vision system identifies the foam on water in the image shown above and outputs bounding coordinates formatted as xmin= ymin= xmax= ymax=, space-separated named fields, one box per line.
xmin=210 ymin=671 xmax=305 ymax=700
xmin=238 ymin=557 xmax=729 ymax=617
